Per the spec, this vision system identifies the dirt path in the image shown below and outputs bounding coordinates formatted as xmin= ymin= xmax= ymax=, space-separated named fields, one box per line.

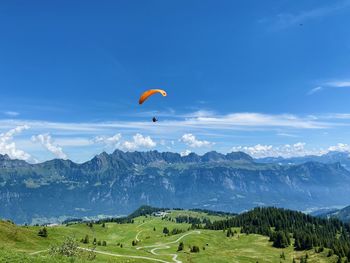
xmin=29 ymin=250 xmax=48 ymax=255
xmin=29 ymin=247 xmax=172 ymax=263
xmin=137 ymin=231 xmax=201 ymax=263
xmin=136 ymin=229 xmax=145 ymax=242
xmin=78 ymin=247 xmax=172 ymax=263
xmin=136 ymin=219 xmax=153 ymax=229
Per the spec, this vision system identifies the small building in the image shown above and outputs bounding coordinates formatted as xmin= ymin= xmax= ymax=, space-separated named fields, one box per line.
xmin=153 ymin=211 xmax=169 ymax=217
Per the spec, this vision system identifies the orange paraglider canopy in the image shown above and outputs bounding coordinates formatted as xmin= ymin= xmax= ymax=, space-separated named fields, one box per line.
xmin=139 ymin=89 xmax=167 ymax=105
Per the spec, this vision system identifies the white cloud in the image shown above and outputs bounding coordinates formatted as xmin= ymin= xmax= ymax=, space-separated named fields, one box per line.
xmin=308 ymin=86 xmax=323 ymax=95
xmin=0 ymin=112 xmax=329 ymax=136
xmin=4 ymin=111 xmax=19 ymax=117
xmin=0 ymin=125 xmax=31 ymax=161
xmin=231 ymin=142 xmax=326 ymax=158
xmin=328 ymin=143 xmax=350 ymax=152
xmin=181 ymin=113 xmax=327 ymax=130
xmin=32 ymin=134 xmax=68 ymax=159
xmin=183 ymin=110 xmax=216 ymax=118
xmin=121 ymin=133 xmax=156 ymax=151
xmin=232 ymin=144 xmax=273 ymax=158
xmin=328 ymin=113 xmax=350 ymax=119
xmin=180 ymin=150 xmax=192 ymax=157
xmin=276 ymin=132 xmax=298 ymax=138
xmin=308 ymin=80 xmax=350 ymax=95
xmin=232 ymin=142 xmax=350 ymax=158
xmin=93 ymin=133 xmax=122 ymax=147
xmin=180 ymin=133 xmax=213 ymax=148
xmin=326 ymin=81 xmax=350 ymax=88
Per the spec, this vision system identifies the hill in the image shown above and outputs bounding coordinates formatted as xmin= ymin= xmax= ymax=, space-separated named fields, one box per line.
xmin=1 ymin=150 xmax=350 ymax=223
xmin=0 ymin=206 xmax=343 ymax=263
xmin=206 ymin=207 xmax=350 ymax=259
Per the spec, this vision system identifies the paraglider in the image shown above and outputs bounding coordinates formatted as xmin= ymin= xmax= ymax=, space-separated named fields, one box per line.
xmin=139 ymin=89 xmax=167 ymax=122
xmin=139 ymin=89 xmax=167 ymax=105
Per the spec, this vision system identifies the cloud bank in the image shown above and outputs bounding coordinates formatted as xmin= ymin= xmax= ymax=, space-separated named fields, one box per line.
xmin=232 ymin=142 xmax=350 ymax=158
xmin=0 ymin=110 xmax=349 ymax=162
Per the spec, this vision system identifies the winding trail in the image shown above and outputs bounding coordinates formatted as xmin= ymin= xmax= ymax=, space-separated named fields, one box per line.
xmin=137 ymin=231 xmax=201 ymax=263
xmin=29 ymin=223 xmax=200 ymax=263
xmin=78 ymin=247 xmax=171 ymax=263
xmin=136 ymin=230 xmax=145 ymax=242
xmin=136 ymin=219 xmax=153 ymax=229
xmin=29 ymin=250 xmax=47 ymax=256
xmin=28 ymin=247 xmax=171 ymax=263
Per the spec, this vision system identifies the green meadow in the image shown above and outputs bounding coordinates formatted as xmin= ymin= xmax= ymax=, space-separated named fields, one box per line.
xmin=0 ymin=210 xmax=337 ymax=263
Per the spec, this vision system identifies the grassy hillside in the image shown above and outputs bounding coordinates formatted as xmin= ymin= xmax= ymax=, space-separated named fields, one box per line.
xmin=0 ymin=209 xmax=339 ymax=263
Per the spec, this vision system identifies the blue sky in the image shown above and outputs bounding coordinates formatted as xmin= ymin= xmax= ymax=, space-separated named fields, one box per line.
xmin=1 ymin=0 xmax=350 ymax=162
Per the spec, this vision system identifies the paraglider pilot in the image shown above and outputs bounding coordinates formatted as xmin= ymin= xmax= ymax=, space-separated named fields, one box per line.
xmin=139 ymin=89 xmax=167 ymax=123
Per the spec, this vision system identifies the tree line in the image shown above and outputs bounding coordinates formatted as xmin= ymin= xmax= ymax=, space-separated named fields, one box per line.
xmin=205 ymin=207 xmax=350 ymax=260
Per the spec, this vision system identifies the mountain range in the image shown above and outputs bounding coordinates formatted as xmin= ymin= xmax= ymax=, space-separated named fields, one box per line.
xmin=1 ymin=150 xmax=350 ymax=224
xmin=256 ymin=151 xmax=350 ymax=170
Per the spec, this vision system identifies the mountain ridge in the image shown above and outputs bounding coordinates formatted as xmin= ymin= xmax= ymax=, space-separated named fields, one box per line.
xmin=1 ymin=150 xmax=350 ymax=224
xmin=256 ymin=151 xmax=350 ymax=170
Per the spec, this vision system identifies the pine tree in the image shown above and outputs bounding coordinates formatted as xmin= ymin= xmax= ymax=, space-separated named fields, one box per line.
xmin=83 ymin=234 xmax=89 ymax=244
xmin=177 ymin=242 xmax=184 ymax=251
xmin=273 ymin=231 xmax=289 ymax=248
xmin=163 ymin=227 xmax=169 ymax=235
xmin=226 ymin=228 xmax=234 ymax=237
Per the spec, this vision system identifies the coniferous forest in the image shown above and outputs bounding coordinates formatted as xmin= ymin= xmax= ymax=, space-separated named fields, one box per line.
xmin=205 ymin=207 xmax=350 ymax=260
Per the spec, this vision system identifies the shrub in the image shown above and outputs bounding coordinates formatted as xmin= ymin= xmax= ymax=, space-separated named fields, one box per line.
xmin=38 ymin=227 xmax=48 ymax=237
xmin=82 ymin=234 xmax=89 ymax=244
xmin=177 ymin=242 xmax=184 ymax=251
xmin=190 ymin=245 xmax=200 ymax=253
xmin=49 ymin=237 xmax=79 ymax=257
